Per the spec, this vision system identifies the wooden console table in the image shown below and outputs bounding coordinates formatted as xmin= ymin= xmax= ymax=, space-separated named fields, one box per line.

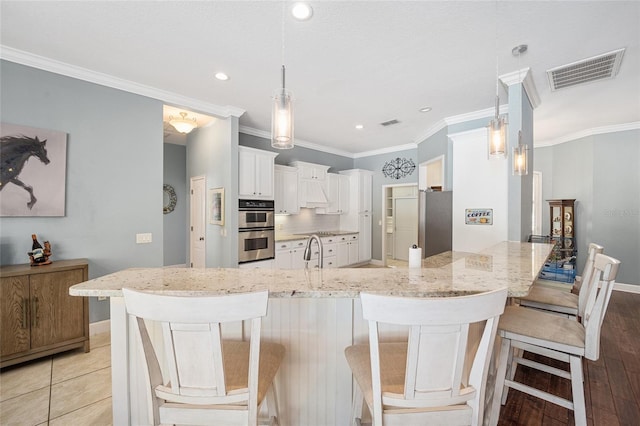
xmin=1 ymin=259 xmax=90 ymax=368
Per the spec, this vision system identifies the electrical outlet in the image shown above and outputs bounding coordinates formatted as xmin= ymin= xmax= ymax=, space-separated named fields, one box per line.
xmin=136 ymin=233 xmax=153 ymax=244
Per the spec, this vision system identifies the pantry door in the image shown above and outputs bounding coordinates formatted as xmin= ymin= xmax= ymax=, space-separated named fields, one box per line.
xmin=189 ymin=176 xmax=206 ymax=268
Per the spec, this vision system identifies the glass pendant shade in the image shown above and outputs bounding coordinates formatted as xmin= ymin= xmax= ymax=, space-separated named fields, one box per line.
xmin=487 ymin=116 xmax=507 ymax=158
xmin=513 ymin=143 xmax=528 ymax=176
xmin=169 ymin=112 xmax=197 ymax=134
xmin=271 ymin=66 xmax=294 ymax=149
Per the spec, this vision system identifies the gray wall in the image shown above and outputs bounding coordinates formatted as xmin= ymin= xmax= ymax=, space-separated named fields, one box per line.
xmin=163 ymin=143 xmax=187 ymax=266
xmin=186 ymin=117 xmax=239 ymax=267
xmin=240 ymin=133 xmax=354 ymax=172
xmin=534 ymin=129 xmax=639 ymax=285
xmin=0 ymin=60 xmax=164 ymax=322
xmin=355 ymin=148 xmax=419 ymax=260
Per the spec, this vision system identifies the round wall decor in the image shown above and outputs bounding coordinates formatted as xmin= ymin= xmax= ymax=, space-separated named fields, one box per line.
xmin=382 ymin=157 xmax=416 ymax=180
xmin=163 ymin=184 xmax=177 ymax=214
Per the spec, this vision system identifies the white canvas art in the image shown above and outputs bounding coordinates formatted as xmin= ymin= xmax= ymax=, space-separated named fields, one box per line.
xmin=0 ymin=123 xmax=67 ymax=216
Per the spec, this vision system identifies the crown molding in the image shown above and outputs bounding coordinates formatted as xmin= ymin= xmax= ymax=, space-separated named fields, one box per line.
xmin=535 ymin=121 xmax=640 ymax=148
xmin=352 ymin=143 xmax=418 ymax=159
xmin=239 ymin=126 xmax=356 ymax=158
xmin=0 ymin=45 xmax=245 ymax=118
xmin=499 ymin=67 xmax=541 ymax=109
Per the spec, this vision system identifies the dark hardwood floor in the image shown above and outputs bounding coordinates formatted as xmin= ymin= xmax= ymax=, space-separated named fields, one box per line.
xmin=498 ymin=290 xmax=640 ymax=425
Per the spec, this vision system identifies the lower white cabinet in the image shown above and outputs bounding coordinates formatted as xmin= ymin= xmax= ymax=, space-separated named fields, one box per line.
xmin=275 ymin=234 xmax=359 ymax=269
xmin=275 ymin=240 xmax=308 ymax=269
xmin=358 ymin=214 xmax=372 ymax=262
xmin=337 ymin=234 xmax=359 ymax=267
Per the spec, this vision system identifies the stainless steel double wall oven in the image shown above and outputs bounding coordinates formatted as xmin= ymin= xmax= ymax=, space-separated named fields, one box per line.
xmin=238 ymin=199 xmax=275 ymax=264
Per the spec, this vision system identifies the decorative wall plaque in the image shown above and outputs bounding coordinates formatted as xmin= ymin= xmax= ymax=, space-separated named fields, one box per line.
xmin=382 ymin=157 xmax=416 ymax=180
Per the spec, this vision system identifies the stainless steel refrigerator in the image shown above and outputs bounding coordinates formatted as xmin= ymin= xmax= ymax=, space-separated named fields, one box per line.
xmin=418 ymin=190 xmax=453 ymax=258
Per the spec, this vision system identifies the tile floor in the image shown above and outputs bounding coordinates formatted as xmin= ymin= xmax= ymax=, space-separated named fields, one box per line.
xmin=0 ymin=332 xmax=112 ymax=426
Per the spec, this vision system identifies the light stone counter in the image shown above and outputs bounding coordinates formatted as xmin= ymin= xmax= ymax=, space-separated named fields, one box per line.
xmin=71 ymin=241 xmax=554 ymax=299
xmin=72 ymin=241 xmax=554 ymax=426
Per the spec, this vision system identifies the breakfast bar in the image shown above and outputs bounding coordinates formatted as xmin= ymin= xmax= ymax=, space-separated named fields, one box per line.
xmin=70 ymin=241 xmax=554 ymax=425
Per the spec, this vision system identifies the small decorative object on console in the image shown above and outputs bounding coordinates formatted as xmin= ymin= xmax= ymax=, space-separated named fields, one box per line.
xmin=28 ymin=234 xmax=52 ymax=266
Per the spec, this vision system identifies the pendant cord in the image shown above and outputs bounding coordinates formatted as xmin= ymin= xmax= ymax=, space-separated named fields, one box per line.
xmin=494 ymin=0 xmax=499 ymax=118
xmin=281 ymin=1 xmax=286 ymax=89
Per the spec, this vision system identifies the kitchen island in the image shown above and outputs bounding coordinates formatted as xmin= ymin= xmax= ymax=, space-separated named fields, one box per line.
xmin=70 ymin=241 xmax=554 ymax=425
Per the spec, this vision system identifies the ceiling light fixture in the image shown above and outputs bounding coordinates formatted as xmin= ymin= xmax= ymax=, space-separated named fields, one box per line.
xmin=487 ymin=2 xmax=507 ymax=159
xmin=419 ymin=106 xmax=432 ymax=113
xmin=355 ymin=124 xmax=364 ymax=130
xmin=272 ymin=2 xmax=294 ymax=149
xmin=169 ymin=112 xmax=197 ymax=134
xmin=291 ymin=2 xmax=313 ymax=21
xmin=214 ymin=72 xmax=229 ymax=81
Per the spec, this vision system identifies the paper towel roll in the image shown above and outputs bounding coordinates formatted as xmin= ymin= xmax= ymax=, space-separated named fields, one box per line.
xmin=409 ymin=246 xmax=422 ymax=268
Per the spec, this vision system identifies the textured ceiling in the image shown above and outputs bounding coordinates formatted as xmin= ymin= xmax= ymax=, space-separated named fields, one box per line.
xmin=1 ymin=1 xmax=639 ymax=155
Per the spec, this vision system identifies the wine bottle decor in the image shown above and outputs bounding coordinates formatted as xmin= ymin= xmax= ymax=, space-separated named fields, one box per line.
xmin=28 ymin=234 xmax=52 ymax=266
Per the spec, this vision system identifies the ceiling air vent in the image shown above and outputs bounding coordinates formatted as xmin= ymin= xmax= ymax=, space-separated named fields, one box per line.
xmin=380 ymin=119 xmax=400 ymax=127
xmin=547 ymin=48 xmax=625 ymax=91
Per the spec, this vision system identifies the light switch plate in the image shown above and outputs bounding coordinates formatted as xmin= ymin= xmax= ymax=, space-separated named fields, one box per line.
xmin=136 ymin=233 xmax=153 ymax=244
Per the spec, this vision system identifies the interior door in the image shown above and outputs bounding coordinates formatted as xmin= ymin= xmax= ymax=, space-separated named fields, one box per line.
xmin=190 ymin=176 xmax=206 ymax=268
xmin=393 ymin=197 xmax=418 ymax=261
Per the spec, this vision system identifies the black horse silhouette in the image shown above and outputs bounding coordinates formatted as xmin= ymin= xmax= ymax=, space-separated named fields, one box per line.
xmin=1 ymin=135 xmax=50 ymax=209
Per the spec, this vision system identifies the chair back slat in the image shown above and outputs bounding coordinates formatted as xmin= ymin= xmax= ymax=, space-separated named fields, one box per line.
xmin=577 ymin=243 xmax=604 ymax=318
xmin=361 ymin=288 xmax=508 ymax=421
xmin=580 ymin=254 xmax=620 ymax=360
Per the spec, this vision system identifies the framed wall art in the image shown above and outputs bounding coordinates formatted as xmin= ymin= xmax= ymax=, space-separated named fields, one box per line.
xmin=209 ymin=187 xmax=224 ymax=225
xmin=1 ymin=123 xmax=67 ymax=217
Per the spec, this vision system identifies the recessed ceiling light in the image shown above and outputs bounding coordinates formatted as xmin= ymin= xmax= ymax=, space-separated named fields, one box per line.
xmin=419 ymin=106 xmax=432 ymax=113
xmin=214 ymin=72 xmax=229 ymax=81
xmin=291 ymin=2 xmax=313 ymax=21
xmin=355 ymin=124 xmax=364 ymax=130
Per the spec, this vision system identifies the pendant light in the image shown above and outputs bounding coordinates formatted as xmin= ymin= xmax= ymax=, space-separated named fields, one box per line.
xmin=487 ymin=1 xmax=507 ymax=158
xmin=271 ymin=2 xmax=294 ymax=149
xmin=513 ymin=131 xmax=528 ymax=175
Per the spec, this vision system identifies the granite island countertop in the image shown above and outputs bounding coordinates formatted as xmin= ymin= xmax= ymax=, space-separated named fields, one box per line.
xmin=70 ymin=242 xmax=554 ymax=298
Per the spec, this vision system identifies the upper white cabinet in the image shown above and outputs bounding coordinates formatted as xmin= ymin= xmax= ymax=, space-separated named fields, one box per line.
xmin=317 ymin=173 xmax=350 ymax=214
xmin=341 ymin=169 xmax=373 ymax=213
xmin=274 ymin=165 xmax=299 ymax=214
xmin=290 ymin=161 xmax=330 ymax=208
xmin=239 ymin=146 xmax=278 ymax=200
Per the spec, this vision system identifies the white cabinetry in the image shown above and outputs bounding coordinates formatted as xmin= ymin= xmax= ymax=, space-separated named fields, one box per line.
xmin=339 ymin=169 xmax=374 ymax=263
xmin=337 ymin=234 xmax=359 ymax=267
xmin=274 ymin=165 xmax=299 ymax=214
xmin=290 ymin=161 xmax=330 ymax=208
xmin=358 ymin=214 xmax=372 ymax=262
xmin=238 ymin=146 xmax=278 ymax=200
xmin=275 ymin=240 xmax=308 ymax=269
xmin=318 ymin=173 xmax=350 ymax=214
xmin=322 ymin=237 xmax=338 ymax=268
xmin=238 ymin=259 xmax=274 ymax=269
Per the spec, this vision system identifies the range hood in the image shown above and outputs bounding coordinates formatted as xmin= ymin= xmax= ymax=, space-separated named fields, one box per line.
xmin=301 ymin=180 xmax=329 ymax=207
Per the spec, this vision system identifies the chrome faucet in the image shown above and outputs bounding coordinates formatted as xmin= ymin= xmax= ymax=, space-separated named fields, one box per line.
xmin=303 ymin=234 xmax=323 ymax=269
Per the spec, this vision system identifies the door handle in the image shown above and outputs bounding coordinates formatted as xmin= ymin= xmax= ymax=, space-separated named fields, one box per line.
xmin=22 ymin=297 xmax=28 ymax=329
xmin=199 ymin=237 xmax=205 ymax=241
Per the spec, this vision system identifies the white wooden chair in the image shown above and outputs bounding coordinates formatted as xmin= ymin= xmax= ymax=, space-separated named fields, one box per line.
xmin=517 ymin=243 xmax=604 ymax=319
xmin=122 ymin=289 xmax=285 ymax=426
xmin=345 ymin=288 xmax=508 ymax=426
xmin=490 ymin=253 xmax=620 ymax=426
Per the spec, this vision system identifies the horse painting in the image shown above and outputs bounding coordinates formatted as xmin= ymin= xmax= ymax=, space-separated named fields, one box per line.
xmin=0 ymin=135 xmax=50 ymax=209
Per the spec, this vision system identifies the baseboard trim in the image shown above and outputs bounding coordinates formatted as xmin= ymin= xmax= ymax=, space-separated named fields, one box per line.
xmin=89 ymin=319 xmax=111 ymax=336
xmin=369 ymin=259 xmax=384 ymax=266
xmin=614 ymin=283 xmax=640 ymax=294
